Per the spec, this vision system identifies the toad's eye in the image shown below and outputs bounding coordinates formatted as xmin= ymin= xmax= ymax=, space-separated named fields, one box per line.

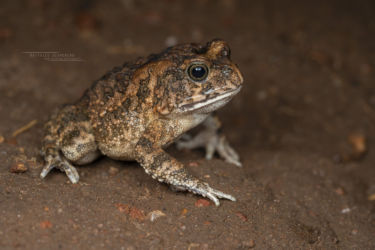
xmin=188 ymin=63 xmax=209 ymax=81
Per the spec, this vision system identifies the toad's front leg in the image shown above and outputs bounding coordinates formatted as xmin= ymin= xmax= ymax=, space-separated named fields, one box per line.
xmin=134 ymin=126 xmax=236 ymax=206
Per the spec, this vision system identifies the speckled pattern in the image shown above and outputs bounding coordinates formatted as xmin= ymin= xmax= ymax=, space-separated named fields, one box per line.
xmin=40 ymin=39 xmax=243 ymax=205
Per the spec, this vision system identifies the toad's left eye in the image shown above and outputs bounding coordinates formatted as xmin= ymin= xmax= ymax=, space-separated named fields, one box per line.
xmin=188 ymin=64 xmax=209 ymax=81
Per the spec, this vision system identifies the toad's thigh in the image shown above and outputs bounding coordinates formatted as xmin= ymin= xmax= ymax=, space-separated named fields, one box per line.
xmin=60 ymin=125 xmax=100 ymax=165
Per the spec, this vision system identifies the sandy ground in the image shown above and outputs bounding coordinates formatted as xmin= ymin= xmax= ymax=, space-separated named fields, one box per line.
xmin=0 ymin=0 xmax=375 ymax=249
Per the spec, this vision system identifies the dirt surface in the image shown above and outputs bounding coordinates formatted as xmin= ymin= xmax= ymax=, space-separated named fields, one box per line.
xmin=1 ymin=0 xmax=375 ymax=249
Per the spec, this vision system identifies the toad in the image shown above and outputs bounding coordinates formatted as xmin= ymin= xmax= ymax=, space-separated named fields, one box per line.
xmin=40 ymin=39 xmax=243 ymax=206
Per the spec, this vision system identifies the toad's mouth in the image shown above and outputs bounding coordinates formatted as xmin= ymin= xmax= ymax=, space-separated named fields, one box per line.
xmin=178 ymin=87 xmax=242 ymax=113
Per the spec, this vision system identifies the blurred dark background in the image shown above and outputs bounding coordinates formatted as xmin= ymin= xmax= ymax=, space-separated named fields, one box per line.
xmin=0 ymin=0 xmax=374 ymax=249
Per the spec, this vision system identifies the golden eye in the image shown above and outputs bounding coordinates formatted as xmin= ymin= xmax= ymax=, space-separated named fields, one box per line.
xmin=188 ymin=63 xmax=209 ymax=81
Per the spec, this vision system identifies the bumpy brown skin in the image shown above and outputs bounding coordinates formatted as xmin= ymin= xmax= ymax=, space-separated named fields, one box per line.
xmin=41 ymin=39 xmax=243 ymax=206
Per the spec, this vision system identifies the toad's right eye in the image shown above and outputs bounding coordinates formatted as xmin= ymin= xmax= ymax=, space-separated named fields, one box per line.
xmin=188 ymin=63 xmax=209 ymax=82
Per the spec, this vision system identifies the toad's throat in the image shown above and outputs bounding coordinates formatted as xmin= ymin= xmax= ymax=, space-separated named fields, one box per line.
xmin=179 ymin=87 xmax=242 ymax=112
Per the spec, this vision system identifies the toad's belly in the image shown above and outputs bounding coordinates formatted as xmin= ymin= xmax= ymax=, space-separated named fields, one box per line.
xmin=96 ymin=113 xmax=209 ymax=161
xmin=97 ymin=141 xmax=137 ymax=161
xmin=97 ymin=135 xmax=178 ymax=161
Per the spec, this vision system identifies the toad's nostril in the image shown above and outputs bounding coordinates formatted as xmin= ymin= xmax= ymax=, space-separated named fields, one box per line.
xmin=233 ymin=66 xmax=243 ymax=84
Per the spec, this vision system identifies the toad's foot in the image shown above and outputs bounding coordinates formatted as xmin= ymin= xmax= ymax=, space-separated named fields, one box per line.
xmin=40 ymin=156 xmax=79 ymax=184
xmin=181 ymin=182 xmax=236 ymax=206
xmin=177 ymin=132 xmax=241 ymax=167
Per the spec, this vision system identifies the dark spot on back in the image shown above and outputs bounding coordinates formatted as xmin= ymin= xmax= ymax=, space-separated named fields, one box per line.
xmin=122 ymin=98 xmax=132 ymax=110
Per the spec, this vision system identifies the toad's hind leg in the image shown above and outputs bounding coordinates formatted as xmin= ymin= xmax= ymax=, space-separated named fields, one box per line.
xmin=176 ymin=113 xmax=241 ymax=167
xmin=40 ymin=106 xmax=99 ymax=183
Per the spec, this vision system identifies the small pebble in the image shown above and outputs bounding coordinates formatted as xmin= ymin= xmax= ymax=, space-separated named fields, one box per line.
xmin=10 ymin=162 xmax=28 ymax=173
xmin=108 ymin=166 xmax=119 ymax=175
xmin=188 ymin=162 xmax=199 ymax=167
xmin=335 ymin=187 xmax=345 ymax=196
xmin=147 ymin=210 xmax=166 ymax=222
xmin=341 ymin=207 xmax=351 ymax=214
xmin=180 ymin=208 xmax=188 ymax=216
xmin=235 ymin=211 xmax=248 ymax=222
xmin=115 ymin=203 xmax=145 ymax=221
xmin=368 ymin=193 xmax=375 ymax=201
xmin=40 ymin=220 xmax=52 ymax=229
xmin=195 ymin=199 xmax=210 ymax=207
xmin=242 ymin=239 xmax=255 ymax=248
xmin=348 ymin=133 xmax=366 ymax=156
